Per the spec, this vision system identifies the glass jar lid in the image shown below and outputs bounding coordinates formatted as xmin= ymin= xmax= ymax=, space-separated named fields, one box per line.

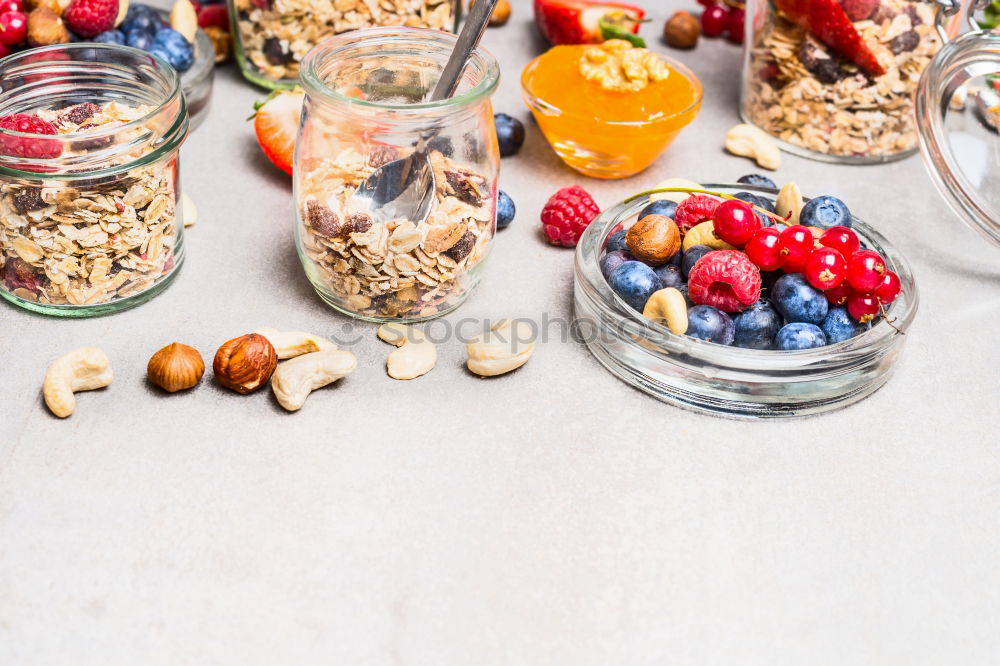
xmin=915 ymin=1 xmax=1000 ymax=245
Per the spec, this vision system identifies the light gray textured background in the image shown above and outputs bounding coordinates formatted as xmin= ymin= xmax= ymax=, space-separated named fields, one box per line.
xmin=1 ymin=0 xmax=999 ymax=662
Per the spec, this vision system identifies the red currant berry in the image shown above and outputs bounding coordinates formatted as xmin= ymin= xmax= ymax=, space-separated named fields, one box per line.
xmin=824 ymin=281 xmax=852 ymax=306
xmin=744 ymin=227 xmax=782 ymax=271
xmin=873 ymin=270 xmax=901 ymax=304
xmin=0 ymin=11 xmax=27 ymax=46
xmin=846 ymin=250 xmax=887 ymax=293
xmin=712 ymin=199 xmax=760 ymax=247
xmin=725 ymin=8 xmax=745 ymax=44
xmin=777 ymin=226 xmax=816 ymax=273
xmin=701 ymin=5 xmax=728 ymax=37
xmin=804 ymin=247 xmax=847 ymax=291
xmin=820 ymin=226 xmax=860 ymax=258
xmin=847 ymin=292 xmax=880 ymax=324
xmin=0 ymin=0 xmax=22 ymax=14
xmin=696 ymin=0 xmax=716 ymax=6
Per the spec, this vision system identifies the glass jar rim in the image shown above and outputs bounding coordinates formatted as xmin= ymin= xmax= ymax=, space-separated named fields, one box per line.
xmin=575 ymin=185 xmax=919 ymax=369
xmin=0 ymin=43 xmax=187 ymax=179
xmin=298 ymin=27 xmax=500 ymax=113
xmin=520 ymin=48 xmax=703 ymax=127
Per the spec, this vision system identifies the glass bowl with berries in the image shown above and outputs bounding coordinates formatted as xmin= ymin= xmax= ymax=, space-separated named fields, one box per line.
xmin=574 ymin=177 xmax=917 ymax=419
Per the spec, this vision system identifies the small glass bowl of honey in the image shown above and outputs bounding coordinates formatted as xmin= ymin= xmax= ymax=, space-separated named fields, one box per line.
xmin=521 ymin=43 xmax=703 ymax=180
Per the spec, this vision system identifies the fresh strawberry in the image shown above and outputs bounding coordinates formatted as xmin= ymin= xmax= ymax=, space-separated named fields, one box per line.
xmin=197 ymin=4 xmax=228 ymax=31
xmin=251 ymin=87 xmax=303 ymax=175
xmin=775 ymin=0 xmax=884 ymax=76
xmin=63 ymin=0 xmax=118 ymax=38
xmin=533 ymin=0 xmax=645 ymax=46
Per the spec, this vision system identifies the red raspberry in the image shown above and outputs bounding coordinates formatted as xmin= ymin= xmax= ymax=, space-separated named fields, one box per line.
xmin=0 ymin=114 xmax=61 ymax=160
xmin=540 ymin=185 xmax=600 ymax=248
xmin=673 ymin=195 xmax=719 ymax=235
xmin=687 ymin=249 xmax=762 ymax=313
xmin=63 ymin=0 xmax=118 ymax=38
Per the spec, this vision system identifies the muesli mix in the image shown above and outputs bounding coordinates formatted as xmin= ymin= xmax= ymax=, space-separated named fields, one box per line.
xmin=743 ymin=0 xmax=941 ymax=158
xmin=0 ymin=102 xmax=179 ymax=306
xmin=299 ymin=147 xmax=493 ymax=319
xmin=232 ymin=0 xmax=455 ymax=83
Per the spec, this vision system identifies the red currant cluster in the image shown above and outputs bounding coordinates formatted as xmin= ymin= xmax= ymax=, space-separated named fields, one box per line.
xmin=697 ymin=0 xmax=744 ymax=45
xmin=679 ymin=195 xmax=901 ymax=324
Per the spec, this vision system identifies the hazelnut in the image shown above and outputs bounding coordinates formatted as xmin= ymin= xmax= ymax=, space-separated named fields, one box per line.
xmin=213 ymin=333 xmax=277 ymax=395
xmin=470 ymin=0 xmax=510 ymax=26
xmin=27 ymin=7 xmax=70 ymax=47
xmin=626 ymin=214 xmax=681 ymax=266
xmin=147 ymin=342 xmax=205 ymax=393
xmin=204 ymin=25 xmax=232 ymax=64
xmin=664 ymin=11 xmax=699 ymax=50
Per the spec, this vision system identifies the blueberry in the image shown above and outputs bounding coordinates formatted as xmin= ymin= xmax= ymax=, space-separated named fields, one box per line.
xmin=152 ymin=28 xmax=194 ymax=71
xmin=600 ymin=250 xmax=630 ymax=279
xmin=605 ymin=229 xmax=628 ymax=253
xmin=772 ymin=273 xmax=829 ymax=324
xmin=732 ymin=298 xmax=782 ymax=349
xmin=681 ymin=244 xmax=713 ymax=278
xmin=821 ymin=306 xmax=863 ymax=344
xmin=126 ymin=29 xmax=155 ymax=51
xmin=494 ymin=113 xmax=525 ymax=157
xmin=737 ymin=173 xmax=777 ymax=189
xmin=759 ymin=269 xmax=783 ymax=295
xmin=496 ymin=190 xmax=515 ymax=230
xmin=677 ymin=283 xmax=694 ymax=307
xmin=799 ymin=195 xmax=852 ymax=230
xmin=121 ymin=5 xmax=163 ymax=36
xmin=93 ymin=30 xmax=125 ymax=45
xmin=686 ymin=305 xmax=735 ymax=345
xmin=776 ymin=322 xmax=828 ymax=350
xmin=734 ymin=191 xmax=776 ymax=227
xmin=638 ymin=199 xmax=677 ymax=220
xmin=653 ymin=263 xmax=684 ymax=289
xmin=609 ymin=261 xmax=662 ymax=311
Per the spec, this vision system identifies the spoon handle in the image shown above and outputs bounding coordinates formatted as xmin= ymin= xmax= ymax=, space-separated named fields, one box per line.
xmin=429 ymin=0 xmax=499 ymax=102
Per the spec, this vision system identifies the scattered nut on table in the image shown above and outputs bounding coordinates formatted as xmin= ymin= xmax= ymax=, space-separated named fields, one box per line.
xmin=147 ymin=342 xmax=204 ymax=393
xmin=724 ymin=123 xmax=782 ymax=170
xmin=271 ymin=350 xmax=357 ymax=412
xmin=664 ymin=11 xmax=699 ymax=49
xmin=650 ymin=177 xmax=703 ymax=203
xmin=466 ymin=319 xmax=536 ymax=377
xmin=182 ymin=192 xmax=197 ymax=227
xmin=43 ymin=347 xmax=113 ymax=418
xmin=776 ymin=182 xmax=804 ymax=225
xmin=213 ymin=333 xmax=278 ymax=394
xmin=682 ymin=220 xmax=736 ymax=252
xmin=642 ymin=288 xmax=688 ymax=335
xmin=377 ymin=324 xmax=437 ymax=380
xmin=254 ymin=327 xmax=336 ymax=360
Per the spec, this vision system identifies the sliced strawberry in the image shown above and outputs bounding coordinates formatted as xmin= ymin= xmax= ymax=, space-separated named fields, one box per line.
xmin=251 ymin=88 xmax=303 ymax=176
xmin=775 ymin=0 xmax=884 ymax=76
xmin=533 ymin=0 xmax=644 ymax=46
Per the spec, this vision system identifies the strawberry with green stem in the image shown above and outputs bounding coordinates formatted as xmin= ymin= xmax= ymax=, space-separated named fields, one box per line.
xmin=533 ymin=0 xmax=647 ymax=47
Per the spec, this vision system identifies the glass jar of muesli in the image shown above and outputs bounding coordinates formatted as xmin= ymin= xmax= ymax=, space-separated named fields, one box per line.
xmin=741 ymin=0 xmax=946 ymax=163
xmin=296 ymin=28 xmax=499 ymax=322
xmin=0 ymin=44 xmax=188 ymax=317
xmin=229 ymin=0 xmax=459 ymax=89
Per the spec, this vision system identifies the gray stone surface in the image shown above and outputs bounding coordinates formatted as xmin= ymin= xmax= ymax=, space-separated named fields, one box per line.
xmin=1 ymin=1 xmax=998 ymax=662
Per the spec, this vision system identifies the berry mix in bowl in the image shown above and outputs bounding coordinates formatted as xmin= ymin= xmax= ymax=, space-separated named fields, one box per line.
xmin=573 ymin=177 xmax=917 ymax=419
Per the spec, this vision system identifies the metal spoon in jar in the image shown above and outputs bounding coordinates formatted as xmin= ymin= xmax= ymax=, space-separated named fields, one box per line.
xmin=348 ymin=0 xmax=498 ymax=226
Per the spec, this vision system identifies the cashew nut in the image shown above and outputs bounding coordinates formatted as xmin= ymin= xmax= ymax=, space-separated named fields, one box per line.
xmin=642 ymin=288 xmax=688 ymax=335
xmin=42 ymin=347 xmax=113 ymax=418
xmin=270 ymin=350 xmax=357 ymax=412
xmin=466 ymin=319 xmax=536 ymax=377
xmin=377 ymin=323 xmax=437 ymax=380
xmin=170 ymin=0 xmax=198 ymax=42
xmin=254 ymin=327 xmax=337 ymax=359
xmin=724 ymin=123 xmax=781 ymax=170
xmin=181 ymin=192 xmax=197 ymax=227
xmin=682 ymin=220 xmax=736 ymax=252
xmin=650 ymin=177 xmax=703 ymax=203
xmin=775 ymin=182 xmax=804 ymax=225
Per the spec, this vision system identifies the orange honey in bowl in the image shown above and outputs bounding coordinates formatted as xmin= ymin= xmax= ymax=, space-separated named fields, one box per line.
xmin=521 ymin=40 xmax=703 ymax=179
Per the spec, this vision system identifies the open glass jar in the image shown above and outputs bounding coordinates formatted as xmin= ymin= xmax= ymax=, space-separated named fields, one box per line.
xmin=295 ymin=28 xmax=499 ymax=322
xmin=229 ymin=0 xmax=459 ymax=89
xmin=0 ymin=44 xmax=189 ymax=317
